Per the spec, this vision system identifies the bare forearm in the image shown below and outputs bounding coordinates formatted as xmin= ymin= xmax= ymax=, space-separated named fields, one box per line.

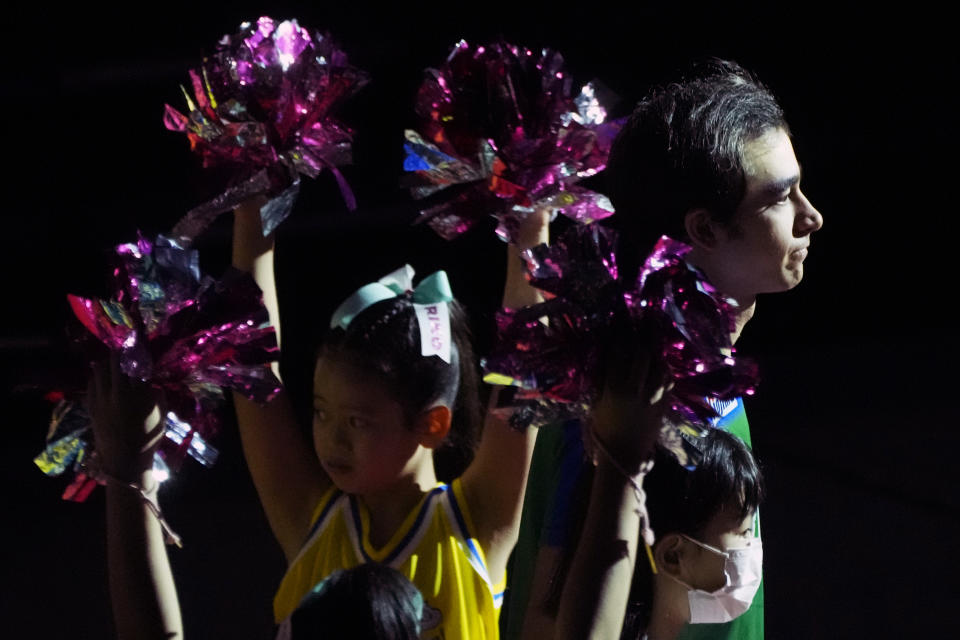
xmin=502 ymin=206 xmax=550 ymax=308
xmin=233 ymin=390 xmax=329 ymax=562
xmin=105 ymin=473 xmax=183 ymax=640
xmin=463 ymin=212 xmax=549 ymax=577
xmin=232 ymin=201 xmax=282 ymax=357
xmin=519 ymin=545 xmax=563 ymax=639
xmin=231 ymin=202 xmax=329 ymax=560
xmin=555 ymin=461 xmax=641 ymax=640
xmin=502 ymin=243 xmax=544 ymax=309
xmin=461 ymin=391 xmax=539 ymax=585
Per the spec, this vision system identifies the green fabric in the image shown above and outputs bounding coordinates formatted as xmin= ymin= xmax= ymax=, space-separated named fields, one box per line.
xmin=724 ymin=402 xmax=752 ymax=447
xmin=677 ymin=400 xmax=763 ymax=640
xmin=501 ymin=424 xmax=567 ymax=639
xmin=501 ymin=401 xmax=764 ymax=640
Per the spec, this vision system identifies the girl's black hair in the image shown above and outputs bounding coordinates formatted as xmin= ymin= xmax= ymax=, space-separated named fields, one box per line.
xmin=621 ymin=428 xmax=764 ymax=638
xmin=319 ymin=293 xmax=482 ymax=482
xmin=290 ymin=563 xmax=424 ymax=640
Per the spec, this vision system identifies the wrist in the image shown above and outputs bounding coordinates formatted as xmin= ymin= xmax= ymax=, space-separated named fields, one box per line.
xmin=502 ymin=249 xmax=544 ymax=309
xmin=590 ymin=426 xmax=656 ymax=477
xmin=95 ymin=454 xmax=155 ymax=486
xmin=232 ymin=200 xmax=275 ymax=269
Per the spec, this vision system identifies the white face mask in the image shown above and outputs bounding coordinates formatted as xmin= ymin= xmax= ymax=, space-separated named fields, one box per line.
xmin=668 ymin=535 xmax=763 ymax=624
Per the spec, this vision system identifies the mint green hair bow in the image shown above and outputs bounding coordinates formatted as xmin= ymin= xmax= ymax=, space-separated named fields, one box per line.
xmin=329 ymin=264 xmax=454 ymax=330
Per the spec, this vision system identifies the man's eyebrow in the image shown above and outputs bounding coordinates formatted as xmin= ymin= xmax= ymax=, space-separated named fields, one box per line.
xmin=759 ymin=174 xmax=800 ymax=197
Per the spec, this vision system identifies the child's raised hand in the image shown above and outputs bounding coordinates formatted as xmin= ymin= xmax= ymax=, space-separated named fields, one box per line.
xmin=511 ymin=206 xmax=552 ymax=251
xmin=502 ymin=206 xmax=552 ymax=309
xmin=88 ymin=354 xmax=163 ymax=482
xmin=590 ymin=321 xmax=668 ymax=475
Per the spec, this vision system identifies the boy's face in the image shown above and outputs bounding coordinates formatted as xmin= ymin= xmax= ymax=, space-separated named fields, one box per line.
xmin=707 ymin=127 xmax=823 ymax=303
xmin=683 ymin=507 xmax=758 ymax=593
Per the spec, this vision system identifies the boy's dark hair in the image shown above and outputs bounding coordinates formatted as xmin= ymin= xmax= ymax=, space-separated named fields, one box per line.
xmin=620 ymin=428 xmax=764 ymax=638
xmin=544 ymin=429 xmax=763 ymax=636
xmin=606 ymin=59 xmax=788 ymax=280
xmin=290 ymin=563 xmax=424 ymax=640
xmin=320 ymin=295 xmax=482 ymax=482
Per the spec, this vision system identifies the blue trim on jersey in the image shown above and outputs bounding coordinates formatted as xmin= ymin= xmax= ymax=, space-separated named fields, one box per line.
xmin=349 ymin=486 xmax=446 ymax=565
xmin=303 ymin=489 xmax=343 ymax=545
xmin=347 ymin=495 xmax=371 ymax=562
xmin=446 ymin=483 xmax=487 ymax=574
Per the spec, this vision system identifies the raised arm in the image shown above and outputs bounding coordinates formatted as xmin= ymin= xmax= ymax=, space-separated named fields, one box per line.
xmin=231 ymin=200 xmax=330 ymax=562
xmin=90 ymin=357 xmax=183 ymax=640
xmin=461 ymin=208 xmax=550 ymax=585
xmin=554 ymin=336 xmax=663 ymax=640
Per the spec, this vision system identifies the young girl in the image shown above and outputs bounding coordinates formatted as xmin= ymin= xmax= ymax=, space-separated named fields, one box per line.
xmin=230 ymin=200 xmax=546 ymax=639
xmin=88 ymin=359 xmax=426 ymax=640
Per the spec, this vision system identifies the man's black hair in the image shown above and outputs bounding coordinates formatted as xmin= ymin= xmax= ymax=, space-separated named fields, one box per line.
xmin=606 ymin=59 xmax=788 ymax=281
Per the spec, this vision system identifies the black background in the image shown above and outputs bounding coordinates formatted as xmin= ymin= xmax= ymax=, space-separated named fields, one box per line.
xmin=3 ymin=2 xmax=957 ymax=638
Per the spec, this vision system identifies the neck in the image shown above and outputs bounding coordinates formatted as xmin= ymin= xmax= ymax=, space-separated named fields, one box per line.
xmin=647 ymin=573 xmax=691 ymax=640
xmin=359 ymin=451 xmax=437 ymax=548
xmin=729 ymin=300 xmax=755 ymax=345
xmin=684 ymin=249 xmax=756 ymax=345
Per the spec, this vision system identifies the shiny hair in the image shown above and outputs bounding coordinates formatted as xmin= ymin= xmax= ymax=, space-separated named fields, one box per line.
xmin=606 ymin=58 xmax=788 ymax=280
xmin=319 ymin=294 xmax=482 ymax=482
xmin=290 ymin=563 xmax=424 ymax=640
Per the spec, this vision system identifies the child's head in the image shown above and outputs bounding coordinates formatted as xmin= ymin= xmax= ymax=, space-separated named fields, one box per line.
xmin=313 ymin=269 xmax=481 ymax=491
xmin=290 ymin=563 xmax=424 ymax=640
xmin=623 ymin=428 xmax=764 ymax=636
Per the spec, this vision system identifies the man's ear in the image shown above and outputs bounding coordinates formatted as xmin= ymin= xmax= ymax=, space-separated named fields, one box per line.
xmin=654 ymin=533 xmax=688 ymax=579
xmin=414 ymin=406 xmax=452 ymax=449
xmin=684 ymin=208 xmax=719 ymax=250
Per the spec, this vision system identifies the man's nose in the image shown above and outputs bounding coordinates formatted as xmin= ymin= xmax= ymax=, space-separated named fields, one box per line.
xmin=796 ymin=190 xmax=823 ymax=235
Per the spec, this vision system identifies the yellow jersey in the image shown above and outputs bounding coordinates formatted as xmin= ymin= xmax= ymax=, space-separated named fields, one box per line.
xmin=273 ymin=479 xmax=504 ymax=639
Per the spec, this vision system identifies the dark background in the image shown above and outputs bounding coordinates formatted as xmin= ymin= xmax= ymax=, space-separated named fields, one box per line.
xmin=3 ymin=3 xmax=957 ymax=638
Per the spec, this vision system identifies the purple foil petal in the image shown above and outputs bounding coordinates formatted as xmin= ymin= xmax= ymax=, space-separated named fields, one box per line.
xmin=483 ymin=228 xmax=759 ymax=439
xmin=632 ymin=236 xmax=759 ymax=429
xmin=66 ymin=235 xmax=281 ymax=471
xmin=171 ymin=169 xmax=273 ymax=239
xmin=259 ymin=180 xmax=301 ymax=236
xmin=405 ymin=41 xmax=620 ymax=243
xmin=166 ymin=17 xmax=369 ymax=239
xmin=483 ymin=225 xmax=622 ymax=426
xmin=523 ymin=223 xmax=620 ymax=307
